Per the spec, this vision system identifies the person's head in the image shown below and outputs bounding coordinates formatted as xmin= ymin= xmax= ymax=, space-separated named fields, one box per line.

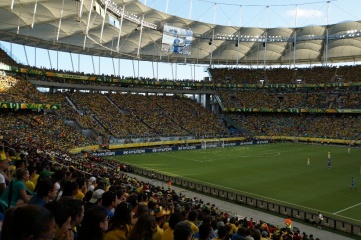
xmin=45 ymin=201 xmax=72 ymax=240
xmin=102 ymin=191 xmax=117 ymax=209
xmin=188 ymin=210 xmax=198 ymax=222
xmin=52 ymin=169 xmax=65 ymax=182
xmin=129 ymin=213 xmax=157 ymax=240
xmin=39 ymin=170 xmax=54 ymax=181
xmin=126 ymin=195 xmax=139 ymax=210
xmin=198 ymin=223 xmax=212 ymax=240
xmin=59 ymin=197 xmax=85 ymax=227
xmin=35 ymin=178 xmax=58 ymax=202
xmin=89 ymin=176 xmax=96 ymax=185
xmin=169 ymin=212 xmax=184 ymax=230
xmin=61 ymin=180 xmax=79 ymax=198
xmin=136 ymin=203 xmax=149 ymax=218
xmin=217 ymin=226 xmax=229 ymax=239
xmin=1 ymin=205 xmax=55 ymax=240
xmin=15 ymin=168 xmax=29 ymax=181
xmin=84 ymin=190 xmax=93 ymax=202
xmin=89 ymin=189 xmax=105 ymax=205
xmin=78 ymin=206 xmax=109 ymax=240
xmin=107 ymin=202 xmax=133 ymax=232
xmin=14 ymin=160 xmax=26 ymax=169
xmin=0 ymin=157 xmax=8 ymax=171
xmin=174 ymin=221 xmax=193 ymax=240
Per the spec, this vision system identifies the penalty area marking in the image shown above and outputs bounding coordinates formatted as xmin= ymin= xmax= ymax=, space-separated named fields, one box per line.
xmin=334 ymin=202 xmax=361 ymax=214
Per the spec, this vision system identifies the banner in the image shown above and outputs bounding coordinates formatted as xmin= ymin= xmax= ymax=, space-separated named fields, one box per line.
xmin=225 ymin=108 xmax=361 ymax=113
xmin=93 ymin=140 xmax=268 ymax=156
xmin=0 ymin=102 xmax=60 ymax=110
xmin=7 ymin=67 xmax=361 ymax=88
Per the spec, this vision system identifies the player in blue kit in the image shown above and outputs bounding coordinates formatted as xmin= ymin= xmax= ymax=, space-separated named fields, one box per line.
xmin=351 ymin=177 xmax=357 ymax=190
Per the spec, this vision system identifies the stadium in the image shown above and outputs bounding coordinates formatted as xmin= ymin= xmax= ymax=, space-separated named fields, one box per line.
xmin=0 ymin=0 xmax=361 ymax=239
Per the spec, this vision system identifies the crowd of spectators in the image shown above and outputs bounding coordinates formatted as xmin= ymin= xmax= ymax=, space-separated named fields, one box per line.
xmin=0 ymin=74 xmax=53 ymax=103
xmin=2 ymin=46 xmax=357 ymax=240
xmin=230 ymin=113 xmax=361 ymax=140
xmin=0 ymin=49 xmax=17 ymax=66
xmin=0 ymin=131 xmax=322 ymax=240
xmin=217 ymin=87 xmax=361 ymax=110
xmin=0 ymin=72 xmax=228 ymax=141
xmin=108 ymin=93 xmax=187 ymax=137
xmin=64 ymin=91 xmax=228 ymax=139
xmin=210 ymin=65 xmax=361 ymax=85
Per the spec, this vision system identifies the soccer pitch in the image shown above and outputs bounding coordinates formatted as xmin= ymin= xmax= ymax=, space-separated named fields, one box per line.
xmin=107 ymin=142 xmax=361 ymax=224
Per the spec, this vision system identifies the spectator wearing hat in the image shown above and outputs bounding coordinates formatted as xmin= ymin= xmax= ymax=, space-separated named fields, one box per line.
xmin=85 ymin=189 xmax=105 ymax=211
xmin=284 ymin=217 xmax=292 ymax=231
xmin=88 ymin=176 xmax=96 ymax=191
xmin=153 ymin=206 xmax=171 ymax=240
xmin=261 ymin=230 xmax=269 ymax=240
xmin=39 ymin=170 xmax=54 ymax=181
xmin=28 ymin=178 xmax=57 ymax=206
xmin=173 ymin=221 xmax=193 ymax=240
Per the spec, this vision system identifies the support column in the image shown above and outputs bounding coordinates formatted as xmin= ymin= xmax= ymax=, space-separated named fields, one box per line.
xmin=205 ymin=94 xmax=211 ymax=111
xmin=34 ymin=46 xmax=37 ymax=67
xmin=47 ymin=50 xmax=53 ymax=69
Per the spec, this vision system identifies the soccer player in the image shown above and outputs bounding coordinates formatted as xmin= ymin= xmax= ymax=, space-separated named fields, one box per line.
xmin=328 ymin=150 xmax=331 ymax=160
xmin=173 ymin=35 xmax=180 ymax=53
xmin=328 ymin=159 xmax=331 ymax=169
xmin=348 ymin=147 xmax=351 ymax=154
xmin=307 ymin=156 xmax=310 ymax=166
xmin=351 ymin=177 xmax=357 ymax=190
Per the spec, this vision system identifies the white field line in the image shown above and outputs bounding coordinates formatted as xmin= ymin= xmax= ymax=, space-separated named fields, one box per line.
xmin=114 ymin=160 xmax=361 ymax=223
xmin=109 ymin=146 xmax=361 ymax=223
xmin=334 ymin=203 xmax=361 ymax=214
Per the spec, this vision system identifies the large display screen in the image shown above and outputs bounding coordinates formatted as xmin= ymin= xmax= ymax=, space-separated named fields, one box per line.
xmin=161 ymin=25 xmax=193 ymax=55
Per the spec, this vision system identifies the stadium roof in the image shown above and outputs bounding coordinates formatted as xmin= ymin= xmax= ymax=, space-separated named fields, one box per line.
xmin=1 ymin=0 xmax=361 ymax=65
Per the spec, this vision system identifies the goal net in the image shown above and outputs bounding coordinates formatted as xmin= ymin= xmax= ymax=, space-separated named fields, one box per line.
xmin=201 ymin=139 xmax=224 ymax=149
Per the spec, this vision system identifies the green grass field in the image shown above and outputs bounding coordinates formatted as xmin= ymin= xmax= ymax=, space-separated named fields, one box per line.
xmin=107 ymin=143 xmax=361 ymax=224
